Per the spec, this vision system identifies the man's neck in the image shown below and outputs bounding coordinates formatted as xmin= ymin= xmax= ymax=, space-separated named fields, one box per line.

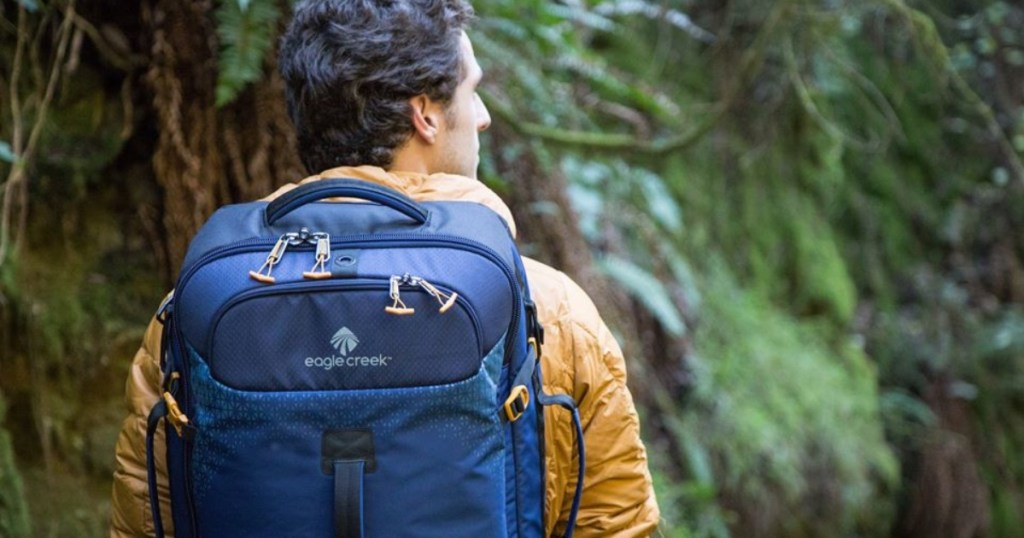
xmin=388 ymin=144 xmax=432 ymax=176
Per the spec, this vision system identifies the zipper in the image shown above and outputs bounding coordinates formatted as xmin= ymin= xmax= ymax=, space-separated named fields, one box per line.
xmin=177 ymin=233 xmax=523 ymax=364
xmin=182 ymin=426 xmax=198 ymax=537
xmin=163 ymin=311 xmax=199 ymax=536
xmin=205 ymin=278 xmax=485 ymax=361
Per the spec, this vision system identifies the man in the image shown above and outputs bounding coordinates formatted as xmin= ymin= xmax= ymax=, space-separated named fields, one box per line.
xmin=110 ymin=1 xmax=659 ymax=536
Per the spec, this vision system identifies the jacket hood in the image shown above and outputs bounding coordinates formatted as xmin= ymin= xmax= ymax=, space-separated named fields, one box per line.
xmin=264 ymin=166 xmax=517 ymax=238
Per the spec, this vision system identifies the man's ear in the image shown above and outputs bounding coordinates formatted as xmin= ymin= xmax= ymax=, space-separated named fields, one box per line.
xmin=409 ymin=95 xmax=442 ymax=144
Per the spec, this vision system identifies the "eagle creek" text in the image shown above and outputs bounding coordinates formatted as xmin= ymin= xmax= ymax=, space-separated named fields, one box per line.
xmin=304 ymin=354 xmax=392 ymax=370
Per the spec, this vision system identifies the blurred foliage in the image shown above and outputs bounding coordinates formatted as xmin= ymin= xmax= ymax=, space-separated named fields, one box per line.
xmin=0 ymin=394 xmax=31 ymax=538
xmin=1 ymin=0 xmax=1023 ymax=536
xmin=971 ymin=309 xmax=1024 ymax=535
xmin=685 ymin=266 xmax=896 ymax=536
xmin=473 ymin=0 xmax=1024 ymax=535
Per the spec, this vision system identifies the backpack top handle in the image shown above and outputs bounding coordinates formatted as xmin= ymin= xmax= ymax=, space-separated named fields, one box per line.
xmin=265 ymin=178 xmax=430 ymax=226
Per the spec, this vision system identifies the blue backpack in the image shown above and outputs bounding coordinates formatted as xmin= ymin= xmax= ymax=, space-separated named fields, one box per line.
xmin=146 ymin=179 xmax=585 ymax=537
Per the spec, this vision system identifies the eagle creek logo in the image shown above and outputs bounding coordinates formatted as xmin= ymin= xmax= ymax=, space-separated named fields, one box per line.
xmin=330 ymin=327 xmax=359 ymax=356
xmin=305 ymin=326 xmax=392 ymax=371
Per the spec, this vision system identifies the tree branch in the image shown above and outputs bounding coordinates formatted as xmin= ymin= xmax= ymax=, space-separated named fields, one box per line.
xmin=479 ymin=0 xmax=794 ymax=155
xmin=483 ymin=88 xmax=727 ymax=154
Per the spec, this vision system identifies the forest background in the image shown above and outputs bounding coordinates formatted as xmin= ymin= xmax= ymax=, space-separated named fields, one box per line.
xmin=1 ymin=0 xmax=1023 ymax=536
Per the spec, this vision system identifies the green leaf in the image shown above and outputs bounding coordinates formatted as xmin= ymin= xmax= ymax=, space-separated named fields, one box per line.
xmin=637 ymin=169 xmax=683 ymax=234
xmin=599 ymin=255 xmax=687 ymax=337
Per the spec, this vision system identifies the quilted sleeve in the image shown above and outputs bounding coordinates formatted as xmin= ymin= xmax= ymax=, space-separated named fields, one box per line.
xmin=109 ymin=311 xmax=173 ymax=537
xmin=523 ymin=256 xmax=660 ymax=538
xmin=558 ymin=276 xmax=660 ymax=537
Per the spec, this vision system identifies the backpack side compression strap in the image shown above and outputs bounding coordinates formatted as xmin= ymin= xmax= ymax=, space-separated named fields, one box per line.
xmin=535 ymin=388 xmax=586 ymax=538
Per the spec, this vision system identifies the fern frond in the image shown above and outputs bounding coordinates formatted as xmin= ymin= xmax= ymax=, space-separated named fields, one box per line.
xmin=214 ymin=0 xmax=280 ymax=108
xmin=599 ymin=255 xmax=688 ymax=337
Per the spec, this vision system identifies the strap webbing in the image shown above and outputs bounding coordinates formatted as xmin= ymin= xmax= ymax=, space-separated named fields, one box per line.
xmin=501 ymin=345 xmax=539 ymax=422
xmin=333 ymin=460 xmax=366 ymax=538
xmin=511 ymin=352 xmax=537 ymax=390
xmin=536 ymin=390 xmax=586 ymax=538
xmin=146 ymin=399 xmax=168 ymax=538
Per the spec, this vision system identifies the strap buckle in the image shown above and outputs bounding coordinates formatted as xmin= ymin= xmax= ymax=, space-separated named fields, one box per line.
xmin=162 ymin=391 xmax=190 ymax=437
xmin=503 ymin=385 xmax=531 ymax=422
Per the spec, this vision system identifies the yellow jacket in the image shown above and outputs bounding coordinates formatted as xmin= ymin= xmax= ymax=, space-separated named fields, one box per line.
xmin=110 ymin=166 xmax=659 ymax=537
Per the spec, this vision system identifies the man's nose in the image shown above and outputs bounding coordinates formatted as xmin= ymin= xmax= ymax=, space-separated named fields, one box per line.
xmin=476 ymin=95 xmax=491 ymax=132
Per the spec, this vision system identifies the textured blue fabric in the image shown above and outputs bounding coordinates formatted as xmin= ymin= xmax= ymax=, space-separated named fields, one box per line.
xmin=186 ymin=339 xmax=506 ymax=537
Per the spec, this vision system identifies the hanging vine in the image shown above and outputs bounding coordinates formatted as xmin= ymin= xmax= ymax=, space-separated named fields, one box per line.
xmin=0 ymin=0 xmax=77 ymax=268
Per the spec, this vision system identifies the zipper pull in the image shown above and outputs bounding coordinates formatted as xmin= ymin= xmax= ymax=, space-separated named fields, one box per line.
xmin=248 ymin=235 xmax=291 ymax=284
xmin=385 ymin=274 xmax=415 ymax=315
xmin=303 ymin=233 xmax=332 ymax=280
xmin=416 ymin=276 xmax=458 ymax=314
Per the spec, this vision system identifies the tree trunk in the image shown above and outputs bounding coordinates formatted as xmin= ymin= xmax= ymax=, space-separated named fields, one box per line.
xmin=897 ymin=376 xmax=990 ymax=538
xmin=142 ymin=0 xmax=304 ymax=278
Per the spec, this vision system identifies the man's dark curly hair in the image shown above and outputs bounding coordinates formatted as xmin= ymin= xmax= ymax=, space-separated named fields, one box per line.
xmin=279 ymin=0 xmax=474 ymax=173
